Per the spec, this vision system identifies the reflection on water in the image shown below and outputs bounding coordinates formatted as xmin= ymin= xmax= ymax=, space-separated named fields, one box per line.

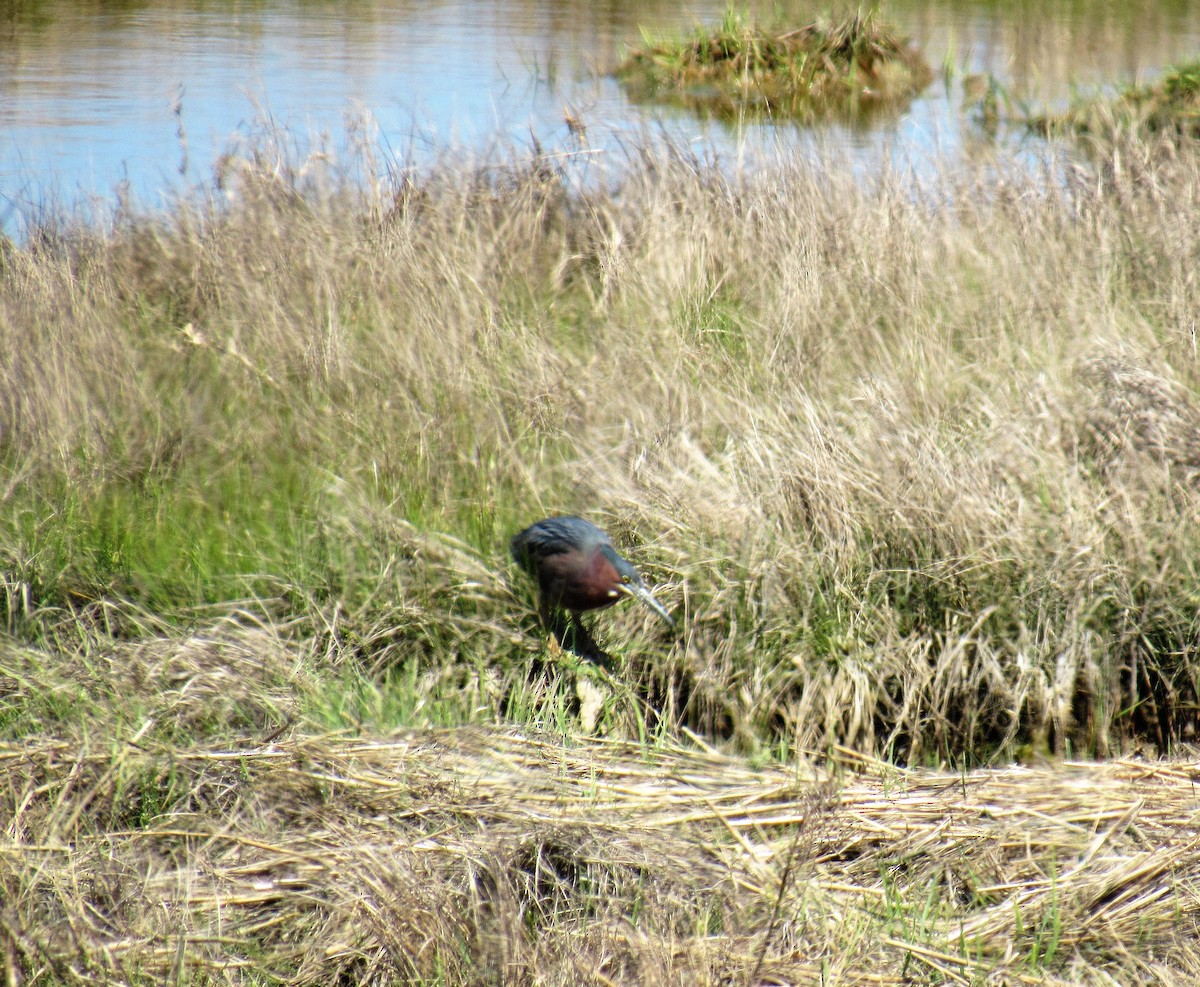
xmin=3 ymin=0 xmax=1200 ymax=228
xmin=897 ymin=0 xmax=1200 ymax=94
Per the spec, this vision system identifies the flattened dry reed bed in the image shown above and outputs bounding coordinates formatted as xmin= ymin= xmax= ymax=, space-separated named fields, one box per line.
xmin=3 ymin=723 xmax=1200 ymax=985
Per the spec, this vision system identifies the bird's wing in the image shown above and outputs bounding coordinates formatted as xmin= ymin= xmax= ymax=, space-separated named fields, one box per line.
xmin=511 ymin=517 xmax=606 ymax=567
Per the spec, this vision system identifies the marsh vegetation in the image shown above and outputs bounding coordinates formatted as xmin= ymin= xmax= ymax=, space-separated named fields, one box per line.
xmin=615 ymin=7 xmax=932 ymax=121
xmin=1032 ymin=59 xmax=1200 ymax=140
xmin=4 ymin=119 xmax=1200 ymax=981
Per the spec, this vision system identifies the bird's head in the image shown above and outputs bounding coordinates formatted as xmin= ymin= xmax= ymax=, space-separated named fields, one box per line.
xmin=601 ymin=547 xmax=675 ymax=627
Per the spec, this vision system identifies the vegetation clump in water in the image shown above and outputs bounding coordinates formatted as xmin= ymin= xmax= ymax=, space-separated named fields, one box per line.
xmin=615 ymin=7 xmax=932 ymax=121
xmin=1032 ymin=60 xmax=1200 ymax=139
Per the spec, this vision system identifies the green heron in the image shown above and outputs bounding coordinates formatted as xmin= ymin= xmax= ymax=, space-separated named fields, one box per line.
xmin=510 ymin=516 xmax=674 ymax=634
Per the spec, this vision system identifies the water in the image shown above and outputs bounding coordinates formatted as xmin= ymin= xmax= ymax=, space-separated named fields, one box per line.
xmin=4 ymin=0 xmax=1200 ymax=232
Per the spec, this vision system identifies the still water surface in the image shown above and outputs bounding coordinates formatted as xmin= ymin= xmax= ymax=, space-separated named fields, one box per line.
xmin=4 ymin=0 xmax=1200 ymax=229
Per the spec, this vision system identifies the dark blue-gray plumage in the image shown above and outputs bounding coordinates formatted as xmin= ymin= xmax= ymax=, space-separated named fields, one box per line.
xmin=510 ymin=516 xmax=674 ymax=628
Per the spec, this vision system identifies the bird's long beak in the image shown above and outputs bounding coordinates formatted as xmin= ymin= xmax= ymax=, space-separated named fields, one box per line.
xmin=618 ymin=582 xmax=675 ymax=627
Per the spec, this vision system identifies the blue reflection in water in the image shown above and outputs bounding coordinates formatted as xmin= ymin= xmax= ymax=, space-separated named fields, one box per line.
xmin=3 ymin=0 xmax=1200 ymax=236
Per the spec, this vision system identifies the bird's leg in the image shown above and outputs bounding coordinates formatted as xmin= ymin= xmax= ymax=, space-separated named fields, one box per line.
xmin=535 ymin=605 xmax=611 ymax=669
xmin=568 ymin=612 xmax=586 ymax=654
xmin=541 ymin=603 xmax=571 ymax=659
xmin=569 ymin=612 xmax=613 ymax=669
xmin=537 ymin=599 xmax=557 ymax=638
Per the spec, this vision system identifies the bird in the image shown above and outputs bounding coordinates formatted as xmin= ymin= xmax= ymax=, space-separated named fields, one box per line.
xmin=510 ymin=517 xmax=674 ymax=640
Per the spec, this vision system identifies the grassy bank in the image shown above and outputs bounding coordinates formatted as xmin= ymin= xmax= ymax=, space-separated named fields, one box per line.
xmin=3 ymin=125 xmax=1200 ymax=981
xmin=5 ymin=130 xmax=1200 ymax=761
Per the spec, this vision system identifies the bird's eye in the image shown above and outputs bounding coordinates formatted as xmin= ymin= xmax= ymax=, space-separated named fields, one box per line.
xmin=622 ymin=574 xmax=632 ymax=583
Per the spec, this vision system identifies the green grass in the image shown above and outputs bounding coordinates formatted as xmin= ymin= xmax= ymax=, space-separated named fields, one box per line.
xmin=6 ymin=458 xmax=317 ymax=612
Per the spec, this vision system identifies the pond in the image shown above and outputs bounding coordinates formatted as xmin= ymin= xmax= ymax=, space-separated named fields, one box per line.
xmin=4 ymin=0 xmax=1200 ymax=232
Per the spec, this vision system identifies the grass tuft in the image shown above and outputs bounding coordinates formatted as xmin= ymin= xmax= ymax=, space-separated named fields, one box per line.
xmin=615 ymin=6 xmax=932 ymax=122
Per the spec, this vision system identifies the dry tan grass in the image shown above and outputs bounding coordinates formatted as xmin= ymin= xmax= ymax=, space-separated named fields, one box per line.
xmin=3 ymin=694 xmax=1200 ymax=985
